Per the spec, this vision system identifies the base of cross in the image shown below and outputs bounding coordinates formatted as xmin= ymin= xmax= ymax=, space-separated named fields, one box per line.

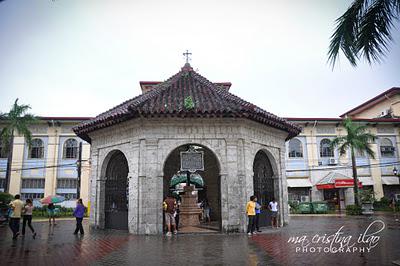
xmin=179 ymin=185 xmax=202 ymax=227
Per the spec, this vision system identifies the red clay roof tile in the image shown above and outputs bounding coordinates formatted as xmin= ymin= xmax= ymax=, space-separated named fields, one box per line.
xmin=73 ymin=64 xmax=301 ymax=143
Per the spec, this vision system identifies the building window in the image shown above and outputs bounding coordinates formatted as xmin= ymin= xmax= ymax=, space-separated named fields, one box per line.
xmin=0 ymin=139 xmax=8 ymax=158
xmin=380 ymin=138 xmax=395 ymax=157
xmin=0 ymin=178 xmax=5 ymax=189
xmin=288 ymin=138 xmax=303 ymax=158
xmin=21 ymin=178 xmax=45 ymax=189
xmin=29 ymin=139 xmax=44 ymax=159
xmin=320 ymin=139 xmax=334 ymax=157
xmin=57 ymin=178 xmax=78 ymax=189
xmin=21 ymin=193 xmax=44 ymax=200
xmin=63 ymin=139 xmax=78 ymax=159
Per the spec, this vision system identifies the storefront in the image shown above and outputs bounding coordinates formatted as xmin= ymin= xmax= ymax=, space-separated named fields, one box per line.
xmin=287 ymin=178 xmax=312 ymax=202
xmin=316 ymin=172 xmax=362 ymax=210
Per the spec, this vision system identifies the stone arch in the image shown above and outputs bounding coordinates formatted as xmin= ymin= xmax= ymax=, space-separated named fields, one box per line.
xmin=252 ymin=148 xmax=280 ymax=227
xmin=162 ymin=143 xmax=222 ymax=231
xmin=99 ymin=149 xmax=130 ymax=230
xmin=160 ymin=139 xmax=225 ymax=176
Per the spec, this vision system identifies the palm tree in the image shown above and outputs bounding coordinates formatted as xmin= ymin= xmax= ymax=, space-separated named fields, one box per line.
xmin=328 ymin=0 xmax=400 ymax=68
xmin=0 ymin=99 xmax=36 ymax=192
xmin=330 ymin=118 xmax=376 ymax=207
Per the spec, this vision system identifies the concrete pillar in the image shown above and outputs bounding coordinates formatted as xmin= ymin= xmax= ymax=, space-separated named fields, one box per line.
xmin=344 ymin=187 xmax=355 ymax=206
xmin=304 ymin=126 xmax=318 ymax=167
xmin=44 ymin=127 xmax=59 ymax=196
xmin=8 ymin=135 xmax=25 ymax=195
xmin=369 ymin=128 xmax=384 ymax=199
xmin=80 ymin=143 xmax=91 ymax=207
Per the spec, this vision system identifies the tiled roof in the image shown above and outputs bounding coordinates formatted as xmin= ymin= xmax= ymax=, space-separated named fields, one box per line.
xmin=73 ymin=63 xmax=301 ymax=143
xmin=340 ymin=87 xmax=400 ymax=118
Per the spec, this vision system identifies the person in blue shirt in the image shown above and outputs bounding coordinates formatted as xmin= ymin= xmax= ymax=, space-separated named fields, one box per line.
xmin=255 ymin=200 xmax=262 ymax=232
xmin=73 ymin=199 xmax=85 ymax=235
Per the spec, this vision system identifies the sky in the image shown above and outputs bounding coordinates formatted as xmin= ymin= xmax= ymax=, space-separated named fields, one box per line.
xmin=0 ymin=0 xmax=399 ymax=118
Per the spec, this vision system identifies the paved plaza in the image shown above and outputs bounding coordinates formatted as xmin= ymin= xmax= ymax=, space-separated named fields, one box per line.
xmin=0 ymin=215 xmax=399 ymax=266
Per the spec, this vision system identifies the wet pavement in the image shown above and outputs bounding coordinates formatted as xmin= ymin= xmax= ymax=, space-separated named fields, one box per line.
xmin=0 ymin=215 xmax=399 ymax=266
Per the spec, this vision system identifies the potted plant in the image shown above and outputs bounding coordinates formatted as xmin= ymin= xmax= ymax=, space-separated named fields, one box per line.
xmin=360 ymin=188 xmax=375 ymax=215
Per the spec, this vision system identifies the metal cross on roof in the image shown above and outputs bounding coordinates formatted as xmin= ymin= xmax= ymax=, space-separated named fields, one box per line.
xmin=183 ymin=50 xmax=192 ymax=64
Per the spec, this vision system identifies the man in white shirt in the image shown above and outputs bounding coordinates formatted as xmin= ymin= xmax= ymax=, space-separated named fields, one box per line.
xmin=268 ymin=198 xmax=278 ymax=229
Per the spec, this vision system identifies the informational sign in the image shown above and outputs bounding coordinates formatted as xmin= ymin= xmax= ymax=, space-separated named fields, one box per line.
xmin=180 ymin=150 xmax=204 ymax=172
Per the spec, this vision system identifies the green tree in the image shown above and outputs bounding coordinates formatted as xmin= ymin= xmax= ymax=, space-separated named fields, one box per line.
xmin=330 ymin=118 xmax=376 ymax=206
xmin=0 ymin=99 xmax=36 ymax=192
xmin=328 ymin=0 xmax=400 ymax=68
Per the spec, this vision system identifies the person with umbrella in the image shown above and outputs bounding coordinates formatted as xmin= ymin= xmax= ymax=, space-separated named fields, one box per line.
xmin=40 ymin=195 xmax=64 ymax=226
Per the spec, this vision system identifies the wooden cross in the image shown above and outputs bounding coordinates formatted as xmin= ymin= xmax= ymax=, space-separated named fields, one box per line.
xmin=183 ymin=50 xmax=192 ymax=64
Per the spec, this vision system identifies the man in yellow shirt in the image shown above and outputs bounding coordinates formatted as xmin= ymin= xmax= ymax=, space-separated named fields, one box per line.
xmin=9 ymin=194 xmax=24 ymax=240
xmin=246 ymin=195 xmax=257 ymax=235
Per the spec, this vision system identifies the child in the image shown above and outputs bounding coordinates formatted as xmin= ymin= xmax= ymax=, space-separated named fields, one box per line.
xmin=22 ymin=199 xmax=36 ymax=238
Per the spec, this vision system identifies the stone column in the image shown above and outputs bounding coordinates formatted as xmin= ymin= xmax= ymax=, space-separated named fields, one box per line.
xmin=89 ymin=149 xmax=99 ymax=227
xmin=243 ymin=140 xmax=254 ymax=233
xmin=139 ymin=138 xmax=160 ymax=235
xmin=128 ymin=141 xmax=140 ymax=234
xmin=225 ymin=139 xmax=241 ymax=232
xmin=278 ymin=143 xmax=289 ymax=226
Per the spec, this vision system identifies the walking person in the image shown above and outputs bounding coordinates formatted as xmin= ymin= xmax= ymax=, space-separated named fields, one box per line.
xmin=47 ymin=203 xmax=56 ymax=225
xmin=9 ymin=194 xmax=23 ymax=240
xmin=174 ymin=199 xmax=181 ymax=231
xmin=163 ymin=194 xmax=177 ymax=236
xmin=246 ymin=195 xmax=257 ymax=236
xmin=73 ymin=199 xmax=85 ymax=235
xmin=201 ymin=198 xmax=211 ymax=223
xmin=269 ymin=198 xmax=278 ymax=228
xmin=255 ymin=199 xmax=262 ymax=232
xmin=22 ymin=199 xmax=36 ymax=238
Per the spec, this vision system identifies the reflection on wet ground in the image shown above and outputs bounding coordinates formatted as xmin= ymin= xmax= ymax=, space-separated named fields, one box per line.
xmin=0 ymin=215 xmax=398 ymax=265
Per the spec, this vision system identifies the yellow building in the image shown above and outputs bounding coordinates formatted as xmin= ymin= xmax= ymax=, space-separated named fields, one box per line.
xmin=0 ymin=117 xmax=91 ymax=207
xmin=285 ymin=87 xmax=400 ymax=209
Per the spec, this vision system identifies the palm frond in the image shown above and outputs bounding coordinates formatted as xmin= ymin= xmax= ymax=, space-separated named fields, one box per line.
xmin=394 ymin=0 xmax=400 ymax=13
xmin=328 ymin=0 xmax=367 ymax=68
xmin=330 ymin=136 xmax=347 ymax=148
xmin=339 ymin=142 xmax=350 ymax=156
xmin=0 ymin=127 xmax=12 ymax=150
xmin=1 ymin=99 xmax=35 ymax=147
xmin=357 ymin=0 xmax=396 ymax=64
xmin=364 ymin=145 xmax=376 ymax=159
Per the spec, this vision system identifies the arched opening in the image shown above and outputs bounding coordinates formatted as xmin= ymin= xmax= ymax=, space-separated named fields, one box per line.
xmin=163 ymin=144 xmax=221 ymax=232
xmin=104 ymin=150 xmax=129 ymax=230
xmin=253 ymin=150 xmax=275 ymax=227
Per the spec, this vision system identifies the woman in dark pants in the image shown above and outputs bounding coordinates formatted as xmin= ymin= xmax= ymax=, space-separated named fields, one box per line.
xmin=73 ymin=199 xmax=85 ymax=235
xmin=22 ymin=199 xmax=36 ymax=238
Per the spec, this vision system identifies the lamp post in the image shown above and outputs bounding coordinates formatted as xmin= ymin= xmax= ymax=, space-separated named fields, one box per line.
xmin=391 ymin=167 xmax=399 ymax=222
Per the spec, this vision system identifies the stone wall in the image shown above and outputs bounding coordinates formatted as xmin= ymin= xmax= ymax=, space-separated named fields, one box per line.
xmin=88 ymin=117 xmax=288 ymax=234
